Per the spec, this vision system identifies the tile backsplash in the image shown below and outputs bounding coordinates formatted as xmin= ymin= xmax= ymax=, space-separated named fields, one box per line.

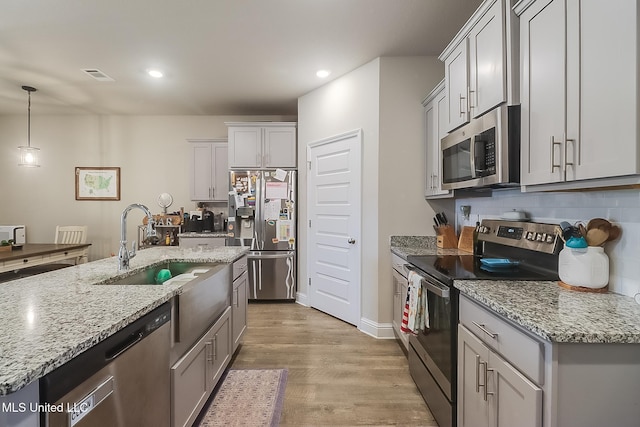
xmin=455 ymin=188 xmax=640 ymax=298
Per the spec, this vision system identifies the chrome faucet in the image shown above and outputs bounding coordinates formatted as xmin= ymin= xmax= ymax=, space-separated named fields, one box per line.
xmin=118 ymin=203 xmax=156 ymax=271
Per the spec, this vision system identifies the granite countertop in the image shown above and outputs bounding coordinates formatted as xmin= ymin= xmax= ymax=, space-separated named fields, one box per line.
xmin=177 ymin=232 xmax=229 ymax=238
xmin=455 ymin=280 xmax=640 ymax=344
xmin=390 ymin=235 xmax=468 ymax=258
xmin=0 ymin=246 xmax=248 ymax=396
xmin=389 ymin=235 xmax=640 ymax=345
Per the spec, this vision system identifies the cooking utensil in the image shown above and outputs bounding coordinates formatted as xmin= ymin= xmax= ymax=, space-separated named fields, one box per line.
xmin=441 ymin=212 xmax=449 ymax=225
xmin=606 ymin=224 xmax=621 ymax=242
xmin=586 ymin=228 xmax=609 ymax=246
xmin=578 ymin=223 xmax=587 ymax=239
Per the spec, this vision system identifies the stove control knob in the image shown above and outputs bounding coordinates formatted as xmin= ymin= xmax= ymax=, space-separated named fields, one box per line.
xmin=527 ymin=231 xmax=535 ymax=240
xmin=536 ymin=233 xmax=544 ymax=242
xmin=546 ymin=234 xmax=554 ymax=243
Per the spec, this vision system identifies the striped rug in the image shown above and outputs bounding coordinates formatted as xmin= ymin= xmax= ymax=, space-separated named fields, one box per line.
xmin=198 ymin=369 xmax=288 ymax=427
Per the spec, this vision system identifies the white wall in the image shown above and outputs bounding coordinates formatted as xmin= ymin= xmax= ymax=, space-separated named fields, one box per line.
xmin=297 ymin=58 xmax=381 ymax=320
xmin=298 ymin=56 xmax=445 ymax=333
xmin=455 ymin=189 xmax=640 ymax=298
xmin=377 ymin=56 xmax=445 ymax=323
xmin=0 ymin=114 xmax=294 ymax=260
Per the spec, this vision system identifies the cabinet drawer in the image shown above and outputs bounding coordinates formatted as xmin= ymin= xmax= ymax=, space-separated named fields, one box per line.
xmin=391 ymin=253 xmax=408 ymax=276
xmin=460 ymin=295 xmax=544 ymax=385
xmin=3 ymin=256 xmax=43 ymax=270
xmin=233 ymin=255 xmax=248 ymax=280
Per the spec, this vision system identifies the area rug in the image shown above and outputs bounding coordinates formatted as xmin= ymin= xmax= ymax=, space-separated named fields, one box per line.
xmin=198 ymin=369 xmax=288 ymax=427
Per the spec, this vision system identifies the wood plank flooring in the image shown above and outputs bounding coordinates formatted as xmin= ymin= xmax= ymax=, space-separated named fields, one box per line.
xmin=229 ymin=302 xmax=437 ymax=426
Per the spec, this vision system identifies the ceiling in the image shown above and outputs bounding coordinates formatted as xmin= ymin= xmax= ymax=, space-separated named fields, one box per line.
xmin=0 ymin=0 xmax=483 ymax=116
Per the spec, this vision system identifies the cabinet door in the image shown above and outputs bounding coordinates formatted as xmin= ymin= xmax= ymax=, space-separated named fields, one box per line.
xmin=489 ymin=351 xmax=542 ymax=427
xmin=445 ymin=39 xmax=470 ymax=132
xmin=171 ymin=327 xmax=212 ymax=427
xmin=264 ymin=127 xmax=297 ymax=168
xmin=212 ymin=143 xmax=228 ymax=201
xmin=229 ymin=127 xmax=262 ymax=168
xmin=458 ymin=325 xmax=490 ymax=427
xmin=424 ymin=99 xmax=438 ymax=198
xmin=567 ymin=0 xmax=638 ymax=181
xmin=190 ymin=143 xmax=213 ymax=201
xmin=520 ymin=0 xmax=566 ymax=185
xmin=469 ymin=0 xmax=506 ymax=117
xmin=232 ymin=270 xmax=248 ymax=352
xmin=208 ymin=308 xmax=232 ymax=390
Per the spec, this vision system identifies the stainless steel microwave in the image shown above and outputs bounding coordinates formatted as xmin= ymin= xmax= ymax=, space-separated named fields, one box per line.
xmin=441 ymin=104 xmax=520 ymax=190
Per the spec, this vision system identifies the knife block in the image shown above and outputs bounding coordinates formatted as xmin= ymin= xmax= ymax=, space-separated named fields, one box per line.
xmin=436 ymin=225 xmax=458 ymax=249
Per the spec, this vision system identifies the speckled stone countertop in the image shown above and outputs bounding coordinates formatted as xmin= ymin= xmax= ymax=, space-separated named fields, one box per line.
xmin=390 ymin=236 xmax=437 ymax=259
xmin=177 ymin=232 xmax=228 ymax=238
xmin=456 ymin=280 xmax=640 ymax=344
xmin=0 ymin=246 xmax=248 ymax=396
xmin=389 ymin=236 xmax=640 ymax=345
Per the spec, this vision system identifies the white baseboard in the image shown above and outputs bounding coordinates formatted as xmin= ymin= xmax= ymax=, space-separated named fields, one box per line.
xmin=358 ymin=317 xmax=395 ymax=339
xmin=295 ymin=291 xmax=308 ymax=306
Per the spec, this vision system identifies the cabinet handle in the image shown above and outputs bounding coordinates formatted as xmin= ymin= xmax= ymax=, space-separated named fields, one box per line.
xmin=468 ymin=87 xmax=475 ymax=111
xmin=206 ymin=341 xmax=213 ymax=362
xmin=459 ymin=93 xmax=467 ymax=116
xmin=484 ymin=363 xmax=494 ymax=401
xmin=233 ymin=288 xmax=238 ymax=307
xmin=213 ymin=335 xmax=217 ymax=361
xmin=475 ymin=354 xmax=482 ymax=393
xmin=550 ymin=136 xmax=562 ymax=173
xmin=564 ymin=133 xmax=576 ymax=180
xmin=472 ymin=321 xmax=498 ymax=339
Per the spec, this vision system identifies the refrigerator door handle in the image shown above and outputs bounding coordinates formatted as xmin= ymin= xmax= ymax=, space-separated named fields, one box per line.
xmin=247 ymin=252 xmax=295 ymax=260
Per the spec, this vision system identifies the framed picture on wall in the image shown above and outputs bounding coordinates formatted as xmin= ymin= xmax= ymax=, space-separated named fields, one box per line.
xmin=75 ymin=167 xmax=121 ymax=201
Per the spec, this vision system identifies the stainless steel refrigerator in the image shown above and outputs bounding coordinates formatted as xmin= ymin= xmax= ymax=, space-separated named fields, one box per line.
xmin=227 ymin=169 xmax=296 ymax=300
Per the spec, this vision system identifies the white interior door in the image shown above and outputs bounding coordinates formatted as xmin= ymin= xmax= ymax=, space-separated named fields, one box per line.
xmin=307 ymin=129 xmax=362 ymax=326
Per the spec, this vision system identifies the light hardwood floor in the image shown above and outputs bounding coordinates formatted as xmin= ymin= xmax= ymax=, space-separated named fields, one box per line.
xmin=230 ymin=302 xmax=437 ymax=426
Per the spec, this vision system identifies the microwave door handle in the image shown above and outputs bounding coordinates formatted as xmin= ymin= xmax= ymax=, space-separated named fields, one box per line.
xmin=469 ymin=136 xmax=477 ymax=179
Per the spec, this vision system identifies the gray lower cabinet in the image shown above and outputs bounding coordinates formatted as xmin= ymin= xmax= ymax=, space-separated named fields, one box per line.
xmin=458 ymin=325 xmax=542 ymax=427
xmin=232 ymin=256 xmax=248 ymax=352
xmin=459 ymin=294 xmax=640 ymax=427
xmin=232 ymin=270 xmax=248 ymax=352
xmin=391 ymin=267 xmax=409 ymax=351
xmin=171 ymin=307 xmax=232 ymax=427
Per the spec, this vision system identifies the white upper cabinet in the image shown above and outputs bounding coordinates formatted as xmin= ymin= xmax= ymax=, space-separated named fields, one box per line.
xmin=226 ymin=122 xmax=297 ymax=169
xmin=441 ymin=0 xmax=517 ymax=133
xmin=517 ymin=0 xmax=640 ymax=190
xmin=189 ymin=139 xmax=228 ymax=201
xmin=444 ymin=39 xmax=470 ymax=132
xmin=423 ymin=80 xmax=453 ymax=199
xmin=469 ymin=0 xmax=506 ymax=116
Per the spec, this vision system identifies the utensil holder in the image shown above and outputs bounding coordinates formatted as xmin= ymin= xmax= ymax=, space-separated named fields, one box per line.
xmin=457 ymin=226 xmax=475 ymax=253
xmin=558 ymin=246 xmax=609 ymax=289
xmin=436 ymin=225 xmax=458 ymax=249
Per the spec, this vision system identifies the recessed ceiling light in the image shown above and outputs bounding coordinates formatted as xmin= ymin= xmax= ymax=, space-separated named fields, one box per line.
xmin=148 ymin=69 xmax=164 ymax=78
xmin=316 ymin=70 xmax=331 ymax=78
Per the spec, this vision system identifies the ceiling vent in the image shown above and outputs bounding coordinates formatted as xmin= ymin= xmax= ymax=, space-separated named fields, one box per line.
xmin=82 ymin=69 xmax=114 ymax=82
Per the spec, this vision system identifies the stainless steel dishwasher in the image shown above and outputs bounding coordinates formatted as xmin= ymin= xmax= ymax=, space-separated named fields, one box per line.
xmin=40 ymin=302 xmax=171 ymax=427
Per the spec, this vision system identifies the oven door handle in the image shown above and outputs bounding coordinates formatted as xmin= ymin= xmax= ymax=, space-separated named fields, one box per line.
xmin=406 ymin=265 xmax=450 ymax=298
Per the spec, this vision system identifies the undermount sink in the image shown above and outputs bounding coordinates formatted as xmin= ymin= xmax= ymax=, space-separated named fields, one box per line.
xmin=99 ymin=262 xmax=221 ymax=285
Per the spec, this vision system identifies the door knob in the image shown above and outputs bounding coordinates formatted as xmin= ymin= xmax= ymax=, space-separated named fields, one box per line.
xmin=348 ymin=238 xmax=356 ymax=244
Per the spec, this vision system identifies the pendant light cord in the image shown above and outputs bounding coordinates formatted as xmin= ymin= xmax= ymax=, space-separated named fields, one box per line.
xmin=27 ymin=90 xmax=31 ymax=148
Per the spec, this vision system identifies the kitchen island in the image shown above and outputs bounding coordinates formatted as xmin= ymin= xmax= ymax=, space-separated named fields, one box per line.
xmin=0 ymin=245 xmax=248 ymax=397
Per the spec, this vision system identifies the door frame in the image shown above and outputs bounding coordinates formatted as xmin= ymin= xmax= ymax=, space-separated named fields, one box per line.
xmin=306 ymin=129 xmax=362 ymax=326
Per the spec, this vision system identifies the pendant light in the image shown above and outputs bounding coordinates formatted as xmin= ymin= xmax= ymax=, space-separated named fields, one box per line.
xmin=18 ymin=85 xmax=40 ymax=167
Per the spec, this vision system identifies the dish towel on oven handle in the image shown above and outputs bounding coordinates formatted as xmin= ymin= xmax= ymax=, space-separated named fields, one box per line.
xmin=403 ymin=270 xmax=430 ymax=333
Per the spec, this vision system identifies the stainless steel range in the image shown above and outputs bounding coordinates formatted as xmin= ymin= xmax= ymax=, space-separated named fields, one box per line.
xmin=405 ymin=219 xmax=562 ymax=427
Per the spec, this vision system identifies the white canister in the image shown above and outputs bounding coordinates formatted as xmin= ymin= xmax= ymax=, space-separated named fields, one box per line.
xmin=558 ymin=246 xmax=609 ymax=288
